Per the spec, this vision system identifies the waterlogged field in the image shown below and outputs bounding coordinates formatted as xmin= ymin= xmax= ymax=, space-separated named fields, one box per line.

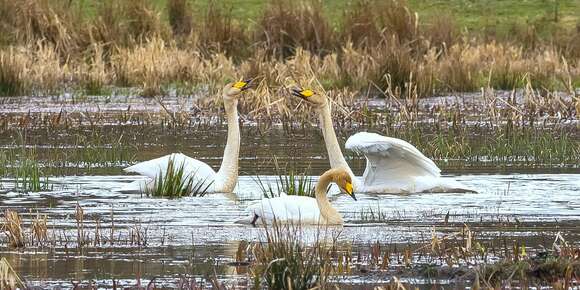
xmin=0 ymin=93 xmax=579 ymax=289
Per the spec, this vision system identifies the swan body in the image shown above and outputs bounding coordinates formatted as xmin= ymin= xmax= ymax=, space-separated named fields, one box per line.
xmin=245 ymin=195 xmax=323 ymax=224
xmin=121 ymin=81 xmax=251 ymax=194
xmin=239 ymin=168 xmax=356 ymax=225
xmin=122 ymin=153 xmax=216 ymax=192
xmin=291 ymin=88 xmax=474 ymax=194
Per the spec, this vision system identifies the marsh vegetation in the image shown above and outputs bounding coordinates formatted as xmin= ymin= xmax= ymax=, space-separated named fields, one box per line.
xmin=0 ymin=0 xmax=578 ymax=289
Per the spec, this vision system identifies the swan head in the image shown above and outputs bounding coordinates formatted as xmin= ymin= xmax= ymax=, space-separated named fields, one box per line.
xmin=290 ymin=87 xmax=327 ymax=108
xmin=331 ymin=168 xmax=357 ymax=201
xmin=223 ymin=79 xmax=253 ymax=101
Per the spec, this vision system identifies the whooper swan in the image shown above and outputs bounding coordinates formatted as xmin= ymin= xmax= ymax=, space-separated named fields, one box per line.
xmin=240 ymin=167 xmax=357 ymax=225
xmin=122 ymin=80 xmax=252 ymax=193
xmin=290 ymin=87 xmax=474 ymax=194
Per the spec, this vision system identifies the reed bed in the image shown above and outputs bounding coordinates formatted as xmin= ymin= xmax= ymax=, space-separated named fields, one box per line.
xmin=0 ymin=118 xmax=576 ymax=179
xmin=0 ymin=0 xmax=577 ymax=101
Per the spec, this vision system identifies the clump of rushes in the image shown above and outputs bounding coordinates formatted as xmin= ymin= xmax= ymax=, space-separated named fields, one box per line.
xmin=146 ymin=158 xmax=212 ymax=198
xmin=251 ymin=221 xmax=333 ymax=289
xmin=256 ymin=159 xmax=315 ymax=198
xmin=1 ymin=210 xmax=25 ymax=248
xmin=13 ymin=159 xmax=51 ymax=193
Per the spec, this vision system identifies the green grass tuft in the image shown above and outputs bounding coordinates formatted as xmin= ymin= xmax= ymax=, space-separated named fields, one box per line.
xmin=146 ymin=157 xmax=212 ymax=198
xmin=256 ymin=158 xmax=315 ymax=198
xmin=12 ymin=159 xmax=51 ymax=193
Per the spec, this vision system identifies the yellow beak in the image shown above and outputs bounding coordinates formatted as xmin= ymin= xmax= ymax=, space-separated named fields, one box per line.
xmin=345 ymin=182 xmax=356 ymax=201
xmin=233 ymin=79 xmax=252 ymax=90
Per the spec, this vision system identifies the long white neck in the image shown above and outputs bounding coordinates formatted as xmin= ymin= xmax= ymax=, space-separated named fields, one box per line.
xmin=213 ymin=98 xmax=240 ymax=192
xmin=315 ymin=171 xmax=342 ymax=225
xmin=317 ymin=104 xmax=358 ymax=186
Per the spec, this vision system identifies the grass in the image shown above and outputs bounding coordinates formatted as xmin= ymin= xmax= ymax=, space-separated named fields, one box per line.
xmin=145 ymin=157 xmax=212 ymax=198
xmin=1 ymin=210 xmax=25 ymax=248
xmin=255 ymin=158 xmax=315 ymax=198
xmin=1 ymin=206 xmax=579 ymax=288
xmin=60 ymin=0 xmax=580 ymax=33
xmin=0 ymin=258 xmax=25 ymax=289
xmin=0 ymin=0 xmax=577 ymax=97
xmin=0 ymin=136 xmax=51 ymax=193
xmin=250 ymin=221 xmax=333 ymax=289
xmin=12 ymin=159 xmax=51 ymax=193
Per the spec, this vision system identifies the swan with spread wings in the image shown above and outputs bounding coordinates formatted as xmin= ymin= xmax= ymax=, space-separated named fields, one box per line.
xmin=289 ymin=87 xmax=473 ymax=194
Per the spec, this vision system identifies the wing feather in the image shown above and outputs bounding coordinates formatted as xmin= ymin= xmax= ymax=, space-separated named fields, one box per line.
xmin=345 ymin=132 xmax=441 ymax=190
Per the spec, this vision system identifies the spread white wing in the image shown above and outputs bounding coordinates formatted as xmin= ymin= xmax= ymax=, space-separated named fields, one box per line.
xmin=345 ymin=132 xmax=441 ymax=192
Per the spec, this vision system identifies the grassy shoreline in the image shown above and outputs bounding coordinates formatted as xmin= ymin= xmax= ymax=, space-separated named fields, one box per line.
xmin=0 ymin=0 xmax=578 ymax=100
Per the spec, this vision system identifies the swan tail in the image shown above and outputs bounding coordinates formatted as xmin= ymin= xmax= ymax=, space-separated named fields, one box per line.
xmin=234 ymin=213 xmax=259 ymax=226
xmin=116 ymin=179 xmax=150 ymax=193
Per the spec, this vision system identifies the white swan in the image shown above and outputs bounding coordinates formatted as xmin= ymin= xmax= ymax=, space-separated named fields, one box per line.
xmin=121 ymin=80 xmax=252 ymax=193
xmin=239 ymin=167 xmax=356 ymax=225
xmin=290 ymin=87 xmax=474 ymax=194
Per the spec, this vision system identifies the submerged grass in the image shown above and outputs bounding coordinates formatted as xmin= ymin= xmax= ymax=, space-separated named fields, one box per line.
xmin=0 ymin=141 xmax=51 ymax=193
xmin=1 ymin=205 xmax=579 ymax=288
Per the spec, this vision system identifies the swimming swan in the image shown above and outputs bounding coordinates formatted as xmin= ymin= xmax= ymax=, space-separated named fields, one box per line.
xmin=240 ymin=167 xmax=357 ymax=225
xmin=290 ymin=87 xmax=474 ymax=194
xmin=122 ymin=80 xmax=252 ymax=193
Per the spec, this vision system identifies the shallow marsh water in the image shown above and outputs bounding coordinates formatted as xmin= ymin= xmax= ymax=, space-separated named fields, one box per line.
xmin=0 ymin=94 xmax=578 ymax=288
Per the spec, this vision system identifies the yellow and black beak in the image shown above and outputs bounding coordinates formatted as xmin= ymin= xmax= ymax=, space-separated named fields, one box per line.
xmin=290 ymin=87 xmax=315 ymax=100
xmin=233 ymin=79 xmax=253 ymax=91
xmin=344 ymin=181 xmax=356 ymax=201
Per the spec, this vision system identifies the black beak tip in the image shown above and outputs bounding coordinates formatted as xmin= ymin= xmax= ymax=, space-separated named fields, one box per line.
xmin=291 ymin=88 xmax=303 ymax=98
xmin=241 ymin=79 xmax=253 ymax=91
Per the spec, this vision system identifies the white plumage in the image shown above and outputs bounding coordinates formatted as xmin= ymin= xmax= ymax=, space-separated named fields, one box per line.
xmin=290 ymin=87 xmax=474 ymax=194
xmin=237 ymin=168 xmax=355 ymax=225
xmin=345 ymin=132 xmax=472 ymax=193
xmin=119 ymin=81 xmax=249 ymax=194
xmin=121 ymin=153 xmax=216 ymax=192
xmin=244 ymin=195 xmax=322 ymax=224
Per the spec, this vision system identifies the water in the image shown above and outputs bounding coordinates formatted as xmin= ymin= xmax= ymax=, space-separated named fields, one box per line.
xmin=1 ymin=173 xmax=579 ymax=286
xmin=0 ymin=94 xmax=578 ymax=288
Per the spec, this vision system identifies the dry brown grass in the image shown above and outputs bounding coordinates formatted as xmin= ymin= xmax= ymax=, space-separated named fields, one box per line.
xmin=30 ymin=212 xmax=48 ymax=246
xmin=255 ymin=0 xmax=335 ymax=58
xmin=0 ymin=0 xmax=576 ymax=106
xmin=2 ymin=210 xmax=25 ymax=248
xmin=197 ymin=0 xmax=248 ymax=56
xmin=0 ymin=47 xmax=27 ymax=96
xmin=0 ymin=258 xmax=25 ymax=289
